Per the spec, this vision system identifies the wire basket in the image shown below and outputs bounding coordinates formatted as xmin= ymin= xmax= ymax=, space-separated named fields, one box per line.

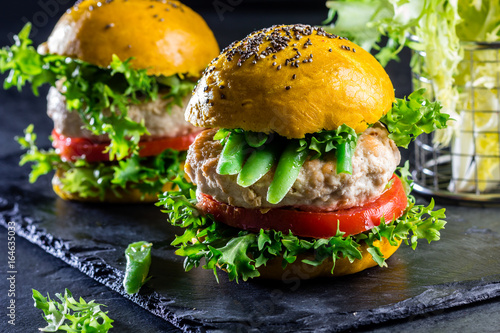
xmin=412 ymin=41 xmax=500 ymax=205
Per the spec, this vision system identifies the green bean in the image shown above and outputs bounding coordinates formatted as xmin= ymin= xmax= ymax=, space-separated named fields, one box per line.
xmin=244 ymin=131 xmax=268 ymax=148
xmin=336 ymin=141 xmax=354 ymax=174
xmin=237 ymin=144 xmax=278 ymax=187
xmin=123 ymin=241 xmax=152 ymax=294
xmin=216 ymin=132 xmax=247 ymax=175
xmin=267 ymin=141 xmax=308 ymax=204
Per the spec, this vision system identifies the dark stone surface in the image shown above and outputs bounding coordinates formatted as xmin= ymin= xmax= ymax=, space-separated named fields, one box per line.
xmin=1 ymin=153 xmax=500 ymax=332
xmin=2 ymin=1 xmax=500 ymax=332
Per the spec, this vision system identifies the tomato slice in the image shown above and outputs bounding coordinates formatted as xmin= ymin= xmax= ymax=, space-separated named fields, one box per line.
xmin=197 ymin=175 xmax=408 ymax=238
xmin=52 ymin=130 xmax=200 ymax=162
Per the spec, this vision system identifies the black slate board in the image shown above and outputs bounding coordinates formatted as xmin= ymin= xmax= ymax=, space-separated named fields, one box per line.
xmin=1 ymin=150 xmax=500 ymax=332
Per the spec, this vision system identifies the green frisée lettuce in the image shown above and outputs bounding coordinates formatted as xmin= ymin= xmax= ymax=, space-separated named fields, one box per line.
xmin=157 ymin=163 xmax=446 ymax=282
xmin=32 ymin=288 xmax=113 ymax=332
xmin=213 ymin=91 xmax=447 ymax=205
xmin=325 ymin=0 xmax=500 ymax=192
xmin=380 ymin=88 xmax=450 ymax=148
xmin=324 ymin=0 xmax=500 ymax=143
xmin=16 ymin=125 xmax=185 ymax=200
xmin=0 ymin=23 xmax=194 ymax=160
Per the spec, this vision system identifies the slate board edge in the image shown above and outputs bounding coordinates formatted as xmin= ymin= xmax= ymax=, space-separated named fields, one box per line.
xmin=2 ymin=197 xmax=500 ymax=333
xmin=0 ymin=201 xmax=213 ymax=333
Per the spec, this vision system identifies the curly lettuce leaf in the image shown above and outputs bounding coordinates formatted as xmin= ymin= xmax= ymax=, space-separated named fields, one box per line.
xmin=380 ymin=88 xmax=450 ymax=148
xmin=157 ymin=167 xmax=447 ymax=282
xmin=32 ymin=288 xmax=113 ymax=332
xmin=16 ymin=125 xmax=184 ymax=201
xmin=1 ymin=23 xmax=193 ymax=160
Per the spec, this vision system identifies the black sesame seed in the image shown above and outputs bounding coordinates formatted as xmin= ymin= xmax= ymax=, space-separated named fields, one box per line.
xmin=206 ymin=98 xmax=210 ymax=103
xmin=272 ymin=62 xmax=277 ymax=66
xmin=221 ymin=94 xmax=226 ymax=99
xmin=329 ymin=48 xmax=332 ymax=52
xmin=285 ymin=86 xmax=291 ymax=90
xmin=105 ymin=23 xmax=115 ymax=29
xmin=353 ymin=48 xmax=356 ymax=53
xmin=277 ymin=65 xmax=282 ymax=70
xmin=272 ymin=55 xmax=277 ymax=59
xmin=292 ymin=74 xmax=296 ymax=79
xmin=219 ymin=85 xmax=225 ymax=89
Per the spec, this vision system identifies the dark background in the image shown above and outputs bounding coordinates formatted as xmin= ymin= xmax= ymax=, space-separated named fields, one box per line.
xmin=0 ymin=1 xmax=419 ymax=332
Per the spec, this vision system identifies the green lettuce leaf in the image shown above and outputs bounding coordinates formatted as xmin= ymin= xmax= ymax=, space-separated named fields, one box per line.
xmin=32 ymin=288 xmax=113 ymax=332
xmin=16 ymin=125 xmax=185 ymax=200
xmin=157 ymin=166 xmax=447 ymax=282
xmin=1 ymin=23 xmax=194 ymax=160
xmin=380 ymin=88 xmax=450 ymax=148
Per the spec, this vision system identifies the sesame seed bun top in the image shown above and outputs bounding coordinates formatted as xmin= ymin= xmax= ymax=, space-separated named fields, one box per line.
xmin=185 ymin=24 xmax=395 ymax=138
xmin=40 ymin=0 xmax=219 ymax=77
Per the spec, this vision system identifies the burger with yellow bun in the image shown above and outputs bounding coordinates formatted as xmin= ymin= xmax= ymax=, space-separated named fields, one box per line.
xmin=0 ymin=0 xmax=219 ymax=202
xmin=159 ymin=24 xmax=448 ymax=281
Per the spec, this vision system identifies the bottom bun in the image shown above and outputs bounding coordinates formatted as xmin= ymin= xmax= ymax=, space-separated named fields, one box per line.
xmin=52 ymin=169 xmax=174 ymax=203
xmin=256 ymin=237 xmax=401 ymax=280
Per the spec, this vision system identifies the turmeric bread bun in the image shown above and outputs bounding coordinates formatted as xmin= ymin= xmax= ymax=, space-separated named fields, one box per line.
xmin=257 ymin=238 xmax=401 ymax=280
xmin=43 ymin=0 xmax=219 ymax=77
xmin=186 ymin=24 xmax=395 ymax=138
xmin=52 ymin=169 xmax=176 ymax=203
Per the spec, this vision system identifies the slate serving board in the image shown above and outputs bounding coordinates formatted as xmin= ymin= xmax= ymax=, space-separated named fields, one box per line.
xmin=1 ymin=149 xmax=500 ymax=332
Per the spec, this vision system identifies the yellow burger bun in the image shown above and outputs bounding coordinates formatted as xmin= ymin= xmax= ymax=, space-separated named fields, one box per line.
xmin=186 ymin=24 xmax=394 ymax=138
xmin=257 ymin=238 xmax=401 ymax=280
xmin=42 ymin=0 xmax=219 ymax=77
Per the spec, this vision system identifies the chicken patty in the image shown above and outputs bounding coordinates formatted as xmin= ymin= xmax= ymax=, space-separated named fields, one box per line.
xmin=47 ymin=86 xmax=199 ymax=142
xmin=186 ymin=126 xmax=401 ymax=211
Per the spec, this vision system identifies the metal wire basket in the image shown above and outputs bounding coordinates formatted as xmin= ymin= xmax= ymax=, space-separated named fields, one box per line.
xmin=412 ymin=41 xmax=500 ymax=205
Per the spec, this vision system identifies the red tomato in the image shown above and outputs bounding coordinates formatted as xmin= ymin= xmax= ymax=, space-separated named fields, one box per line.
xmin=197 ymin=175 xmax=408 ymax=238
xmin=52 ymin=130 xmax=200 ymax=162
